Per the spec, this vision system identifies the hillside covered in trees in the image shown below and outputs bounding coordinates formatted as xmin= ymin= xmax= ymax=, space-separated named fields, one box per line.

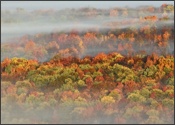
xmin=1 ymin=3 xmax=174 ymax=124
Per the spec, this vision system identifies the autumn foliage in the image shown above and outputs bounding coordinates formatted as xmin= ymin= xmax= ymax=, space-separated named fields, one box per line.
xmin=1 ymin=4 xmax=174 ymax=124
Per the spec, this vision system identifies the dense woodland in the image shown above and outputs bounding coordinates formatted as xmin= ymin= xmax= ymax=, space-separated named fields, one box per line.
xmin=1 ymin=4 xmax=174 ymax=124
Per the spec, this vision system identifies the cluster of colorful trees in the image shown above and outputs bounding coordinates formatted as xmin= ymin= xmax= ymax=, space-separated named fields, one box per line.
xmin=1 ymin=4 xmax=174 ymax=124
xmin=1 ymin=4 xmax=174 ymax=23
xmin=1 ymin=52 xmax=174 ymax=124
xmin=2 ymin=13 xmax=174 ymax=62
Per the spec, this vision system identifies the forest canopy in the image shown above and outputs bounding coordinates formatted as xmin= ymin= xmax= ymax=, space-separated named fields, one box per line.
xmin=1 ymin=3 xmax=174 ymax=124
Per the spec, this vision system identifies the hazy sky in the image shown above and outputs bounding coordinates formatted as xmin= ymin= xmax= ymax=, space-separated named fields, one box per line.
xmin=2 ymin=1 xmax=174 ymax=11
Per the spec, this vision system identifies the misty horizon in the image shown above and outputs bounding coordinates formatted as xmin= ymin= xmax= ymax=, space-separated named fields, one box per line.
xmin=1 ymin=1 xmax=174 ymax=11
